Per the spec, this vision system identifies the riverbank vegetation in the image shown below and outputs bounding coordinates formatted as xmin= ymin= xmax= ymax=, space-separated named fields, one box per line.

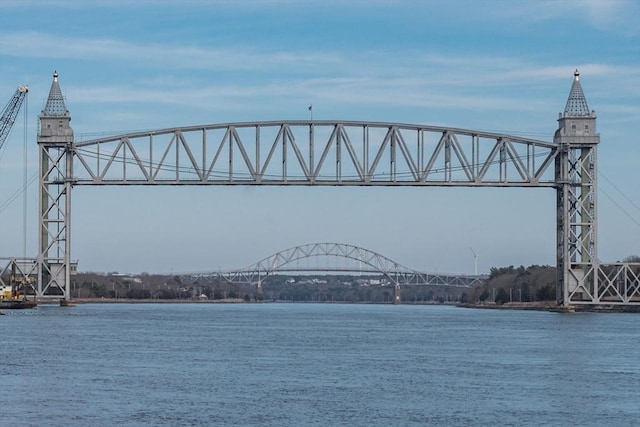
xmin=70 ymin=264 xmax=561 ymax=305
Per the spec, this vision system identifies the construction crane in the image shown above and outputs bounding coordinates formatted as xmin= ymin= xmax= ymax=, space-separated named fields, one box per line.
xmin=0 ymin=85 xmax=29 ymax=151
xmin=0 ymin=84 xmax=29 ymax=268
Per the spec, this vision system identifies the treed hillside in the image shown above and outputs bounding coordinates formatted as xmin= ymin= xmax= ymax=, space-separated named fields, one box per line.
xmin=468 ymin=265 xmax=557 ymax=304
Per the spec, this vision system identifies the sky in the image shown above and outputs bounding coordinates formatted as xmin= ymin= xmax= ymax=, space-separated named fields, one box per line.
xmin=0 ymin=0 xmax=639 ymax=275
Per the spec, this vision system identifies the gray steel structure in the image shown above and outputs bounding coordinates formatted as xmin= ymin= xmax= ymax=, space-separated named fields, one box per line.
xmin=36 ymin=71 xmax=640 ymax=306
xmin=554 ymin=71 xmax=639 ymax=305
xmin=0 ymin=258 xmax=38 ymax=292
xmin=37 ymin=72 xmax=73 ymax=297
xmin=188 ymin=242 xmax=487 ymax=303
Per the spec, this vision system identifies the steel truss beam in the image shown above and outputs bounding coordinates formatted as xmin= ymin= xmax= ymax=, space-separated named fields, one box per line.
xmin=189 ymin=242 xmax=485 ymax=288
xmin=71 ymin=121 xmax=558 ymax=187
xmin=562 ymin=263 xmax=640 ymax=305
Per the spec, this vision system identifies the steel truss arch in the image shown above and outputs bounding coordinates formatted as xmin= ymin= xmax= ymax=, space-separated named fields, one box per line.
xmin=71 ymin=121 xmax=558 ymax=187
xmin=191 ymin=242 xmax=485 ymax=288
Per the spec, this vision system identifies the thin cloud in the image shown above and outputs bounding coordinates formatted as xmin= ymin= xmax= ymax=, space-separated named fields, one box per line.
xmin=491 ymin=0 xmax=640 ymax=35
xmin=0 ymin=32 xmax=343 ymax=72
xmin=2 ymin=32 xmax=635 ymax=92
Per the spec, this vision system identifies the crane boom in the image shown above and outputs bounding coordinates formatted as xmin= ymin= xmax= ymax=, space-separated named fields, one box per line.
xmin=0 ymin=85 xmax=29 ymax=151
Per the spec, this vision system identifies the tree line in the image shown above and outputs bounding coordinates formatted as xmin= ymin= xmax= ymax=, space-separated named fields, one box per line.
xmin=70 ymin=265 xmax=560 ymax=305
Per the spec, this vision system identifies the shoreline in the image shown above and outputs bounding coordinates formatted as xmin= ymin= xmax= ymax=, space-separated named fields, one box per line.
xmin=39 ymin=298 xmax=246 ymax=304
xmin=456 ymin=302 xmax=640 ymax=313
xmin=25 ymin=298 xmax=640 ymax=313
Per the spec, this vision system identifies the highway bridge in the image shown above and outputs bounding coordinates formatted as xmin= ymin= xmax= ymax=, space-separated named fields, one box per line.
xmin=185 ymin=243 xmax=487 ymax=303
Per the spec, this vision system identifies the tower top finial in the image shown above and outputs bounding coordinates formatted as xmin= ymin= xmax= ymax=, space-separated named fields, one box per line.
xmin=42 ymin=70 xmax=68 ymax=117
xmin=564 ymin=69 xmax=590 ymax=117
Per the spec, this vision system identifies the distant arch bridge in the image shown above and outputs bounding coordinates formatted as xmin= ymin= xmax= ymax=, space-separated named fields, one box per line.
xmin=187 ymin=243 xmax=487 ymax=302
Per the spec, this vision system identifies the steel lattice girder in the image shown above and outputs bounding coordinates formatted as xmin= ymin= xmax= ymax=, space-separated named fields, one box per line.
xmin=566 ymin=263 xmax=640 ymax=305
xmin=71 ymin=121 xmax=558 ymax=187
xmin=0 ymin=258 xmax=38 ymax=289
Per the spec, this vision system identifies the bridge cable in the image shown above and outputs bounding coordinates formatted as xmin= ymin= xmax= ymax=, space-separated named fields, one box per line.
xmin=598 ymin=186 xmax=640 ymax=227
xmin=0 ymin=171 xmax=38 ymax=215
xmin=598 ymin=170 xmax=640 ymax=212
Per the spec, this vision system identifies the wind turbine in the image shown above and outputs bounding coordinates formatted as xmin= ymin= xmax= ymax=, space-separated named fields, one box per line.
xmin=469 ymin=247 xmax=478 ymax=276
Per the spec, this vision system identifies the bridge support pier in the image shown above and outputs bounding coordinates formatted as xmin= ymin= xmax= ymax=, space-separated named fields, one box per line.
xmin=394 ymin=283 xmax=401 ymax=305
xmin=256 ymin=279 xmax=263 ymax=301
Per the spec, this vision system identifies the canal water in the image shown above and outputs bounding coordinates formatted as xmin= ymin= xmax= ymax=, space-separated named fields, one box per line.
xmin=2 ymin=303 xmax=639 ymax=426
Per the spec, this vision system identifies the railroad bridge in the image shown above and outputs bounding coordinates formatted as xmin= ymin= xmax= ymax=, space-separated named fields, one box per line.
xmin=5 ymin=70 xmax=639 ymax=306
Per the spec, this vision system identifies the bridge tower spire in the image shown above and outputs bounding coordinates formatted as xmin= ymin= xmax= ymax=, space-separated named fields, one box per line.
xmin=37 ymin=71 xmax=74 ymax=299
xmin=554 ymin=69 xmax=600 ymax=305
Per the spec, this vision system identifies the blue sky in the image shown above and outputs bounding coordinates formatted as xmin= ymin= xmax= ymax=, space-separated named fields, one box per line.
xmin=1 ymin=0 xmax=638 ymax=275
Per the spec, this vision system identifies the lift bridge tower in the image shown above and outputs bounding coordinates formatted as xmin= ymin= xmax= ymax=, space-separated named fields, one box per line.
xmin=555 ymin=70 xmax=600 ymax=305
xmin=552 ymin=70 xmax=639 ymax=306
xmin=36 ymin=71 xmax=74 ymax=297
